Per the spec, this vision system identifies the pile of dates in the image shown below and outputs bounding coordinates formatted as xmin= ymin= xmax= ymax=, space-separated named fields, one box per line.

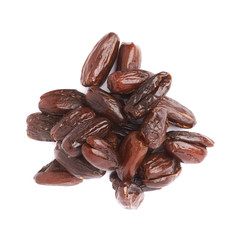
xmin=27 ymin=32 xmax=214 ymax=209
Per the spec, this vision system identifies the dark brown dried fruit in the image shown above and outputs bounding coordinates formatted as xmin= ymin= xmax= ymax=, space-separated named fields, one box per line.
xmin=157 ymin=97 xmax=196 ymax=128
xmin=39 ymin=89 xmax=86 ymax=115
xmin=34 ymin=160 xmax=83 ymax=186
xmin=61 ymin=117 xmax=111 ymax=157
xmin=86 ymin=86 xmax=126 ymax=125
xmin=109 ymin=171 xmax=121 ymax=190
xmin=82 ymin=136 xmax=120 ymax=171
xmin=124 ymin=72 xmax=172 ymax=119
xmin=140 ymin=151 xmax=182 ymax=189
xmin=116 ymin=131 xmax=148 ymax=181
xmin=117 ymin=42 xmax=142 ymax=71
xmin=81 ymin=32 xmax=120 ymax=86
xmin=107 ymin=70 xmax=152 ymax=94
xmin=115 ymin=181 xmax=144 ymax=209
xmin=164 ymin=140 xmax=208 ymax=164
xmin=166 ymin=131 xmax=214 ymax=147
xmin=55 ymin=142 xmax=105 ymax=179
xmin=141 ymin=107 xmax=169 ymax=149
xmin=50 ymin=107 xmax=96 ymax=141
xmin=112 ymin=121 xmax=140 ymax=138
xmin=26 ymin=112 xmax=61 ymax=141
xmin=104 ymin=131 xmax=118 ymax=150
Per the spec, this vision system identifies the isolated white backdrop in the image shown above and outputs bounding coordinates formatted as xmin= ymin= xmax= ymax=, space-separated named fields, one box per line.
xmin=0 ymin=0 xmax=239 ymax=239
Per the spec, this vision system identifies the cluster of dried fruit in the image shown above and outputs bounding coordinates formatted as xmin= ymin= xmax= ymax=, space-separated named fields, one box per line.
xmin=27 ymin=32 xmax=214 ymax=209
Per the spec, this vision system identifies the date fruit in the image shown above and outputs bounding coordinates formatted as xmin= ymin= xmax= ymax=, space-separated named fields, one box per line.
xmin=107 ymin=70 xmax=152 ymax=94
xmin=86 ymin=86 xmax=125 ymax=125
xmin=81 ymin=32 xmax=120 ymax=86
xmin=51 ymin=107 xmax=96 ymax=141
xmin=34 ymin=160 xmax=83 ymax=186
xmin=115 ymin=181 xmax=144 ymax=209
xmin=124 ymin=72 xmax=172 ymax=119
xmin=39 ymin=89 xmax=86 ymax=115
xmin=140 ymin=151 xmax=182 ymax=189
xmin=27 ymin=112 xmax=61 ymax=141
xmin=117 ymin=42 xmax=141 ymax=71
xmin=61 ymin=117 xmax=111 ymax=157
xmin=116 ymin=131 xmax=148 ymax=181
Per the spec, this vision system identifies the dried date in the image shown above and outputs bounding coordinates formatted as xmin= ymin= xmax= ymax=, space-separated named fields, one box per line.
xmin=124 ymin=72 xmax=172 ymax=119
xmin=26 ymin=112 xmax=61 ymax=141
xmin=117 ymin=42 xmax=141 ymax=71
xmin=81 ymin=32 xmax=120 ymax=86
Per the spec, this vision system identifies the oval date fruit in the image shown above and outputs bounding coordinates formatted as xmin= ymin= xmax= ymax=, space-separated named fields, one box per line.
xmin=141 ymin=107 xmax=169 ymax=149
xmin=39 ymin=89 xmax=86 ymax=115
xmin=86 ymin=86 xmax=125 ymax=125
xmin=34 ymin=160 xmax=83 ymax=186
xmin=55 ymin=142 xmax=105 ymax=179
xmin=166 ymin=131 xmax=214 ymax=147
xmin=81 ymin=32 xmax=120 ymax=86
xmin=50 ymin=107 xmax=96 ymax=141
xmin=164 ymin=140 xmax=207 ymax=164
xmin=157 ymin=97 xmax=196 ymax=128
xmin=26 ymin=112 xmax=61 ymax=141
xmin=116 ymin=131 xmax=148 ymax=181
xmin=115 ymin=181 xmax=144 ymax=209
xmin=107 ymin=69 xmax=152 ymax=94
xmin=117 ymin=42 xmax=141 ymax=71
xmin=82 ymin=136 xmax=120 ymax=171
xmin=61 ymin=117 xmax=111 ymax=157
xmin=124 ymin=72 xmax=172 ymax=119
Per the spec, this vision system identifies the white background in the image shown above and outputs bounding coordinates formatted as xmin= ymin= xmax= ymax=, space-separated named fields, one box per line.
xmin=0 ymin=0 xmax=239 ymax=239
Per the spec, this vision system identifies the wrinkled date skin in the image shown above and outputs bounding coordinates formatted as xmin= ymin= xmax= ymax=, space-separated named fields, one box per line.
xmin=140 ymin=151 xmax=181 ymax=189
xmin=51 ymin=107 xmax=96 ymax=141
xmin=116 ymin=131 xmax=148 ymax=181
xmin=26 ymin=112 xmax=61 ymax=141
xmin=141 ymin=107 xmax=169 ymax=149
xmin=117 ymin=42 xmax=142 ymax=71
xmin=166 ymin=131 xmax=214 ymax=147
xmin=82 ymin=136 xmax=120 ymax=171
xmin=115 ymin=181 xmax=144 ymax=209
xmin=39 ymin=89 xmax=86 ymax=115
xmin=124 ymin=72 xmax=172 ymax=119
xmin=165 ymin=140 xmax=208 ymax=164
xmin=81 ymin=32 xmax=120 ymax=86
xmin=61 ymin=117 xmax=111 ymax=158
xmin=107 ymin=70 xmax=152 ymax=94
xmin=157 ymin=97 xmax=196 ymax=128
xmin=86 ymin=86 xmax=126 ymax=125
xmin=164 ymin=131 xmax=214 ymax=164
xmin=112 ymin=121 xmax=140 ymax=138
xmin=54 ymin=142 xmax=105 ymax=179
xmin=34 ymin=160 xmax=83 ymax=186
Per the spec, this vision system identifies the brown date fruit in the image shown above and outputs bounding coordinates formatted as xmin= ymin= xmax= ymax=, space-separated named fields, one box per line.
xmin=157 ymin=97 xmax=196 ymax=128
xmin=164 ymin=140 xmax=208 ymax=164
xmin=61 ymin=117 xmax=111 ymax=158
xmin=141 ymin=107 xmax=169 ymax=149
xmin=55 ymin=142 xmax=105 ymax=179
xmin=39 ymin=89 xmax=86 ymax=115
xmin=104 ymin=131 xmax=118 ymax=150
xmin=50 ymin=107 xmax=96 ymax=141
xmin=107 ymin=70 xmax=152 ymax=94
xmin=26 ymin=112 xmax=61 ymax=141
xmin=166 ymin=131 xmax=214 ymax=147
xmin=112 ymin=121 xmax=140 ymax=138
xmin=81 ymin=32 xmax=120 ymax=86
xmin=115 ymin=181 xmax=144 ymax=209
xmin=86 ymin=86 xmax=125 ymax=125
xmin=82 ymin=136 xmax=120 ymax=171
xmin=34 ymin=160 xmax=83 ymax=186
xmin=109 ymin=171 xmax=121 ymax=190
xmin=117 ymin=42 xmax=142 ymax=71
xmin=116 ymin=131 xmax=148 ymax=181
xmin=124 ymin=72 xmax=172 ymax=119
xmin=139 ymin=151 xmax=181 ymax=189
